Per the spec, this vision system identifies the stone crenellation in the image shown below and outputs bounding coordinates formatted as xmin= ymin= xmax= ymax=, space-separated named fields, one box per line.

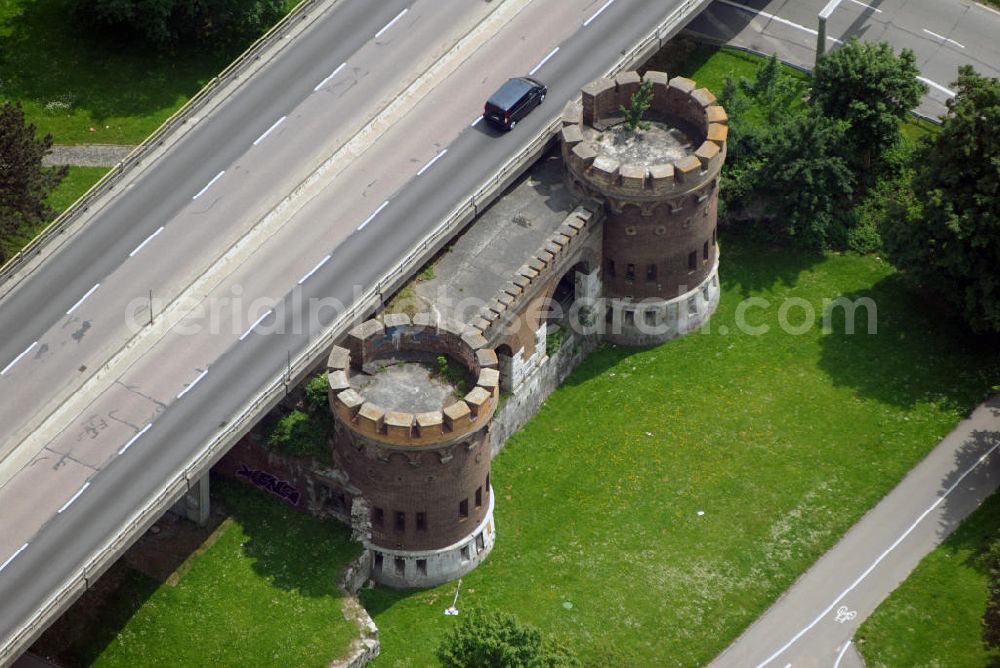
xmin=470 ymin=205 xmax=598 ymax=341
xmin=563 ymin=70 xmax=727 ymax=203
xmin=328 ymin=313 xmax=499 ymax=448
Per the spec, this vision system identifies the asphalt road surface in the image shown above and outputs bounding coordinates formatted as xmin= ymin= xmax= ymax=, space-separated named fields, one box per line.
xmin=686 ymin=0 xmax=1000 ymax=117
xmin=0 ymin=0 xmax=706 ymax=655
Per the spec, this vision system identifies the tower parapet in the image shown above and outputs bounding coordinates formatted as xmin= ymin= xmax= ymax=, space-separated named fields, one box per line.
xmin=327 ymin=313 xmax=498 ymax=587
xmin=562 ymin=70 xmax=728 ymax=345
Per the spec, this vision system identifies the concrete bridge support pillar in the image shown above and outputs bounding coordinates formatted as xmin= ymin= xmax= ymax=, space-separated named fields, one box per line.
xmin=183 ymin=473 xmax=211 ymax=526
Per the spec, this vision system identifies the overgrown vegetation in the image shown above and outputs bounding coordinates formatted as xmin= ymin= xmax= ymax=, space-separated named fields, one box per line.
xmin=436 ymin=355 xmax=469 ymax=397
xmin=857 ymin=492 xmax=1000 ymax=666
xmin=619 ymin=78 xmax=652 ymax=132
xmin=267 ymin=409 xmax=330 ymax=460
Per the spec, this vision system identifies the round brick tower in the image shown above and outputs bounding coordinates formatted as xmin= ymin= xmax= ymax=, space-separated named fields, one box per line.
xmin=326 ymin=313 xmax=499 ymax=588
xmin=562 ymin=70 xmax=728 ymax=345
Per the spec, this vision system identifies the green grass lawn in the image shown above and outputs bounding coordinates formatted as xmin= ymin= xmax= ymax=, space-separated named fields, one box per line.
xmin=77 ymin=477 xmax=362 ymax=667
xmin=857 ymin=492 xmax=1000 ymax=667
xmin=361 ymin=233 xmax=1000 ymax=666
xmin=0 ymin=0 xmax=294 ymax=145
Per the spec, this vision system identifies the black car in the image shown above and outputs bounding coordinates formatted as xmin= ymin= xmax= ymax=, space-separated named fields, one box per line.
xmin=484 ymin=76 xmax=547 ymax=131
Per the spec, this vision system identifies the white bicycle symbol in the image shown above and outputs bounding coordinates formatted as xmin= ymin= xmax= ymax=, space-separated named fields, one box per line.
xmin=834 ymin=606 xmax=857 ymax=624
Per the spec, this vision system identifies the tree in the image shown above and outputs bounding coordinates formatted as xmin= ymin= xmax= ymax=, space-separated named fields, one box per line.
xmin=437 ymin=609 xmax=579 ymax=668
xmin=812 ymin=39 xmax=925 ymax=175
xmin=304 ymin=373 xmax=330 ymax=413
xmin=755 ymin=112 xmax=856 ymax=247
xmin=74 ymin=0 xmax=286 ymax=48
xmin=0 ymin=102 xmax=67 ymax=264
xmin=881 ymin=67 xmax=1000 ymax=333
xmin=620 ymin=79 xmax=652 ymax=132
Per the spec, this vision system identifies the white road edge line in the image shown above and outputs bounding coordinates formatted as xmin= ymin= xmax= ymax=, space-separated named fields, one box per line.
xmin=417 ymin=149 xmax=448 ymax=176
xmin=239 ymin=310 xmax=274 ymax=341
xmin=0 ymin=544 xmax=29 ymax=574
xmin=846 ymin=0 xmax=881 ymax=13
xmin=471 ymin=115 xmax=483 ymax=127
xmin=1 ymin=341 xmax=38 ymax=376
xmin=757 ymin=438 xmax=1000 ymax=667
xmin=176 ymin=369 xmax=208 ymax=399
xmin=529 ymin=47 xmax=559 ymax=76
xmin=253 ymin=115 xmax=287 ymax=145
xmin=833 ymin=640 xmax=852 ymax=668
xmin=719 ymin=0 xmax=843 ymax=43
xmin=193 ymin=171 xmax=225 ymax=200
xmin=584 ymin=0 xmax=616 ymax=26
xmin=922 ymin=28 xmax=965 ymax=49
xmin=314 ymin=62 xmax=347 ymax=91
xmin=298 ymin=254 xmax=331 ymax=285
xmin=129 ymin=226 xmax=165 ymax=257
xmin=118 ymin=423 xmax=152 ymax=455
xmin=375 ymin=8 xmax=408 ymax=38
xmin=918 ymin=76 xmax=956 ymax=97
xmin=57 ymin=482 xmax=91 ymax=514
xmin=66 ymin=283 xmax=101 ymax=315
xmin=358 ymin=201 xmax=390 ymax=231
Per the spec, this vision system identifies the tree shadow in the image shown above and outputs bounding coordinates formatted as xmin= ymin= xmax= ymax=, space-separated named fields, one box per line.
xmin=0 ymin=0 xmax=232 ymax=127
xmin=817 ymin=273 xmax=1000 ymax=412
xmin=718 ymin=229 xmax=826 ymax=298
xmin=936 ymin=402 xmax=1000 ymax=545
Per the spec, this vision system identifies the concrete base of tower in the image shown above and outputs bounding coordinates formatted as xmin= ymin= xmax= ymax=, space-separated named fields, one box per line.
xmin=603 ymin=260 xmax=720 ymax=347
xmin=368 ymin=490 xmax=496 ymax=589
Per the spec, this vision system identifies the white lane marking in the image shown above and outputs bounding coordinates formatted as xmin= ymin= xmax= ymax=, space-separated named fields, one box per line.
xmin=584 ymin=0 xmax=616 ymax=26
xmin=922 ymin=28 xmax=965 ymax=49
xmin=66 ymin=283 xmax=101 ymax=315
xmin=1 ymin=341 xmax=38 ymax=376
xmin=358 ymin=200 xmax=389 ymax=231
xmin=756 ymin=438 xmax=1000 ymax=667
xmin=833 ymin=641 xmax=852 ymax=668
xmin=176 ymin=369 xmax=208 ymax=399
xmin=57 ymin=482 xmax=91 ymax=513
xmin=129 ymin=226 xmax=164 ymax=257
xmin=529 ymin=47 xmax=560 ymax=76
xmin=819 ymin=0 xmax=841 ymax=19
xmin=0 ymin=544 xmax=29 ymax=574
xmin=375 ymin=8 xmax=408 ymax=38
xmin=471 ymin=115 xmax=484 ymax=127
xmin=240 ymin=309 xmax=274 ymax=341
xmin=118 ymin=423 xmax=152 ymax=455
xmin=193 ymin=171 xmax=225 ymax=200
xmin=717 ymin=0 xmax=843 ymax=43
xmin=298 ymin=254 xmax=331 ymax=285
xmin=253 ymin=115 xmax=287 ymax=145
xmin=846 ymin=0 xmax=882 ymax=12
xmin=314 ymin=62 xmax=347 ymax=91
xmin=918 ymin=76 xmax=956 ymax=97
xmin=417 ymin=149 xmax=448 ymax=176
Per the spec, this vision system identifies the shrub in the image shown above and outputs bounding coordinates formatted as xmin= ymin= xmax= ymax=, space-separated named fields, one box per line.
xmin=267 ymin=410 xmax=329 ymax=459
xmin=437 ymin=609 xmax=579 ymax=668
xmin=304 ymin=374 xmax=330 ymax=413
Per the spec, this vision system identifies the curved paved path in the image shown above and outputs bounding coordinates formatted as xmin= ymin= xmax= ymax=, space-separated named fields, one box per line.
xmin=713 ymin=395 xmax=1000 ymax=667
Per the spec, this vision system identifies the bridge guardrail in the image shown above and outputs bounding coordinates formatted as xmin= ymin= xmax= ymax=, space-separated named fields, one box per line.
xmin=0 ymin=0 xmax=710 ymax=663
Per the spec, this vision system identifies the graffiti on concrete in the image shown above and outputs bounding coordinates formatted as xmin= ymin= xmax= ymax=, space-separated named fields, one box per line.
xmin=236 ymin=464 xmax=301 ymax=506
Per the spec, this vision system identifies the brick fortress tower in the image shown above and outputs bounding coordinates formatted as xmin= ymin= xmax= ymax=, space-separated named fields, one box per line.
xmin=326 ymin=314 xmax=499 ymax=587
xmin=562 ymin=70 xmax=728 ymax=345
